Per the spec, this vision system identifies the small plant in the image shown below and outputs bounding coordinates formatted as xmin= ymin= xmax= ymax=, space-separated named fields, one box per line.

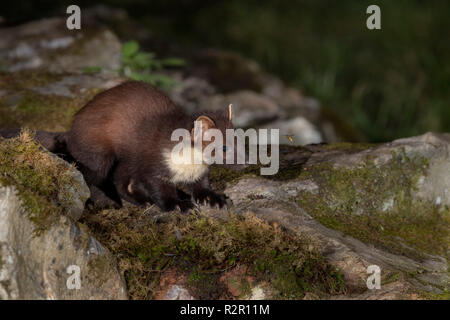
xmin=120 ymin=40 xmax=185 ymax=91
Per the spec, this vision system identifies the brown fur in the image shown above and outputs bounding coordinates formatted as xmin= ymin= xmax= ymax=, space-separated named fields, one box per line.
xmin=1 ymin=81 xmax=232 ymax=211
xmin=68 ymin=81 xmax=232 ymax=211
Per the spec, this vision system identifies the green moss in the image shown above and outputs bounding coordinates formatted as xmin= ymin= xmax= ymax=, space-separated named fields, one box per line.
xmin=228 ymin=276 xmax=252 ymax=298
xmin=322 ymin=142 xmax=378 ymax=151
xmin=209 ymin=143 xmax=378 ymax=191
xmin=0 ymin=71 xmax=65 ymax=89
xmin=187 ymin=268 xmax=227 ymax=299
xmin=419 ymin=290 xmax=450 ymax=300
xmin=209 ymin=165 xmax=259 ymax=190
xmin=87 ymin=254 xmax=116 ymax=285
xmin=0 ymin=131 xmax=82 ymax=233
xmin=81 ymin=208 xmax=346 ymax=300
xmin=381 ymin=271 xmax=402 ymax=286
xmin=0 ymin=71 xmax=99 ymax=131
xmin=297 ymin=152 xmax=449 ymax=261
xmin=209 ymin=145 xmax=312 ymax=190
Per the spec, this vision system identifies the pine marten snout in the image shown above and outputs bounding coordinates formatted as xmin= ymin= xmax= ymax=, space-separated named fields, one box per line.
xmin=65 ymin=81 xmax=234 ymax=212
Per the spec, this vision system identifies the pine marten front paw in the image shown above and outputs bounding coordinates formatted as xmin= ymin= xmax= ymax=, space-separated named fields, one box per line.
xmin=175 ymin=200 xmax=195 ymax=213
xmin=162 ymin=198 xmax=194 ymax=213
xmin=194 ymin=189 xmax=227 ymax=209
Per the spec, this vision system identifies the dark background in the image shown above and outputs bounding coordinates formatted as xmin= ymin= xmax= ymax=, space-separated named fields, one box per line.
xmin=1 ymin=0 xmax=449 ymax=142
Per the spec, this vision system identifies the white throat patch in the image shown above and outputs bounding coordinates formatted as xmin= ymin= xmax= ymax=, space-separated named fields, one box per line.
xmin=163 ymin=148 xmax=208 ymax=183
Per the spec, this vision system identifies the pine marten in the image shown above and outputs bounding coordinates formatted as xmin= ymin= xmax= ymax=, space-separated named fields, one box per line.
xmin=0 ymin=81 xmax=234 ymax=212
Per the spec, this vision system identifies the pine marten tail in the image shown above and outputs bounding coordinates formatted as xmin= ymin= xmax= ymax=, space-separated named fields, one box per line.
xmin=0 ymin=128 xmax=70 ymax=159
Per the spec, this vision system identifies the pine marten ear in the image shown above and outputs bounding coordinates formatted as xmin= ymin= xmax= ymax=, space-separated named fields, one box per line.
xmin=192 ymin=115 xmax=216 ymax=141
xmin=227 ymin=104 xmax=233 ymax=121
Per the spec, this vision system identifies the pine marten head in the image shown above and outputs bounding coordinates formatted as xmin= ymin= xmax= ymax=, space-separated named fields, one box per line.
xmin=164 ymin=104 xmax=237 ymax=183
xmin=191 ymin=104 xmax=236 ymax=163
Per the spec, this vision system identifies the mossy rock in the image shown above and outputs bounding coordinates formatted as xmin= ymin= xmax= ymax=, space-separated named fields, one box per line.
xmin=298 ymin=154 xmax=449 ymax=261
xmin=220 ymin=133 xmax=450 ymax=294
xmin=0 ymin=71 xmax=117 ymax=131
xmin=81 ymin=207 xmax=346 ymax=300
xmin=0 ymin=130 xmax=89 ymax=232
xmin=214 ymin=138 xmax=449 ymax=262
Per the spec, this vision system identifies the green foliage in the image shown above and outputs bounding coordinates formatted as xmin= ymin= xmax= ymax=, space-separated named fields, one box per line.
xmin=120 ymin=40 xmax=185 ymax=91
xmin=420 ymin=290 xmax=450 ymax=300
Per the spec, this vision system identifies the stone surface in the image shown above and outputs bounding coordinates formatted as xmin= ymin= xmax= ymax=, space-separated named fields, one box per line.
xmin=163 ymin=285 xmax=195 ymax=300
xmin=219 ymin=132 xmax=450 ymax=296
xmin=0 ymin=163 xmax=127 ymax=299
xmin=0 ymin=16 xmax=124 ymax=132
xmin=0 ymin=183 xmax=127 ymax=299
xmin=246 ymin=286 xmax=267 ymax=300
xmin=332 ymin=281 xmax=418 ymax=300
xmin=170 ymin=76 xmax=217 ymax=114
xmin=50 ymin=149 xmax=90 ymax=222
xmin=0 ymin=17 xmax=121 ymax=74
